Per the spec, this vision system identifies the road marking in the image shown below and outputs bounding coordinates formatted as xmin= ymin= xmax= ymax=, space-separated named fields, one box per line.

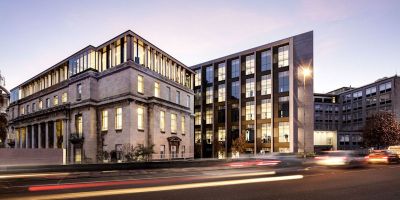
xmin=14 ymin=175 xmax=303 ymax=200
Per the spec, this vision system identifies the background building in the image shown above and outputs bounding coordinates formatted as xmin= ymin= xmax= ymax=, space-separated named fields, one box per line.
xmin=6 ymin=30 xmax=195 ymax=164
xmin=0 ymin=71 xmax=9 ymax=148
xmin=314 ymin=75 xmax=400 ymax=150
xmin=192 ymin=31 xmax=314 ymax=158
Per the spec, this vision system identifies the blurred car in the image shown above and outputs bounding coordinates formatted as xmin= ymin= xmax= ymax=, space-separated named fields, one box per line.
xmin=366 ymin=150 xmax=399 ymax=164
xmin=315 ymin=151 xmax=366 ymax=167
xmin=225 ymin=158 xmax=281 ymax=167
xmin=388 ymin=146 xmax=400 ymax=156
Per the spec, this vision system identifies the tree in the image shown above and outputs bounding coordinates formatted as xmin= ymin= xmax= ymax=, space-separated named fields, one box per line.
xmin=0 ymin=115 xmax=7 ymax=148
xmin=363 ymin=112 xmax=400 ymax=149
xmin=232 ymin=134 xmax=247 ymax=156
xmin=134 ymin=144 xmax=155 ymax=162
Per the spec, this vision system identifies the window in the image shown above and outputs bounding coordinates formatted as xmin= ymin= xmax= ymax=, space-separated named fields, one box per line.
xmin=218 ymin=128 xmax=226 ymax=142
xmin=278 ymin=71 xmax=289 ymax=92
xmin=206 ymin=130 xmax=213 ymax=144
xmin=137 ymin=75 xmax=144 ymax=93
xmin=218 ymin=84 xmax=226 ymax=102
xmin=166 ymin=87 xmax=171 ymax=101
xmin=39 ymin=100 xmax=43 ymax=110
xmin=245 ymin=54 xmax=255 ymax=75
xmin=245 ymin=101 xmax=255 ymax=120
xmin=101 ymin=110 xmax=108 ymax=131
xmin=160 ymin=145 xmax=165 ymax=159
xmin=206 ymin=66 xmax=213 ymax=83
xmin=195 ymin=111 xmax=201 ymax=125
xmin=195 ymin=130 xmax=202 ymax=144
xmin=261 ymin=123 xmax=272 ymax=143
xmin=279 ymin=122 xmax=289 ymax=142
xmin=181 ymin=116 xmax=185 ymax=134
xmin=195 ymin=69 xmax=201 ymax=86
xmin=176 ymin=91 xmax=180 ymax=104
xmin=62 ymin=92 xmax=68 ymax=103
xmin=171 ymin=114 xmax=177 ymax=133
xmin=379 ymin=82 xmax=391 ymax=93
xmin=206 ymin=87 xmax=213 ymax=104
xmin=77 ymin=84 xmax=82 ymax=100
xmin=353 ymin=91 xmax=362 ymax=100
xmin=231 ymin=81 xmax=240 ymax=99
xmin=278 ymin=96 xmax=289 ymax=118
xmin=261 ymin=99 xmax=272 ymax=119
xmin=75 ymin=115 xmax=83 ymax=136
xmin=154 ymin=82 xmax=160 ymax=97
xmin=206 ymin=109 xmax=213 ymax=124
xmin=379 ymin=93 xmax=391 ymax=104
xmin=32 ymin=103 xmax=35 ymax=112
xmin=218 ymin=106 xmax=225 ymax=123
xmin=366 ymin=86 xmax=376 ymax=96
xmin=46 ymin=98 xmax=50 ymax=108
xmin=26 ymin=105 xmax=30 ymax=114
xmin=137 ymin=107 xmax=144 ymax=130
xmin=278 ymin=45 xmax=289 ymax=67
xmin=218 ymin=63 xmax=225 ymax=81
xmin=160 ymin=111 xmax=165 ymax=132
xmin=261 ymin=75 xmax=272 ymax=95
xmin=231 ymin=59 xmax=240 ymax=78
xmin=231 ymin=104 xmax=239 ymax=122
xmin=53 ymin=95 xmax=58 ymax=106
xmin=245 ymin=78 xmax=255 ymax=97
xmin=115 ymin=107 xmax=122 ymax=130
xmin=261 ymin=50 xmax=272 ymax=71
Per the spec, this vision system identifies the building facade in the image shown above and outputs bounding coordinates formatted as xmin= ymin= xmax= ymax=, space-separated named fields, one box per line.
xmin=192 ymin=31 xmax=314 ymax=158
xmin=6 ymin=30 xmax=195 ymax=164
xmin=314 ymin=76 xmax=400 ymax=150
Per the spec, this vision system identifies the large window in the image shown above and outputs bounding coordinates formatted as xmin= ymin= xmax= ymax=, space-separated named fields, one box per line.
xmin=261 ymin=50 xmax=272 ymax=71
xmin=245 ymin=101 xmax=255 ymax=120
xmin=278 ymin=71 xmax=289 ymax=92
xmin=218 ymin=84 xmax=226 ymax=102
xmin=176 ymin=91 xmax=180 ymax=104
xmin=231 ymin=81 xmax=240 ymax=99
xmin=115 ymin=107 xmax=122 ymax=130
xmin=154 ymin=82 xmax=160 ymax=97
xmin=279 ymin=122 xmax=289 ymax=142
xmin=261 ymin=75 xmax=272 ymax=95
xmin=231 ymin=59 xmax=240 ymax=78
xmin=195 ymin=111 xmax=201 ymax=125
xmin=195 ymin=69 xmax=201 ymax=86
xmin=366 ymin=86 xmax=377 ymax=96
xmin=261 ymin=99 xmax=272 ymax=119
xmin=75 ymin=115 xmax=83 ymax=136
xmin=166 ymin=87 xmax=171 ymax=101
xmin=137 ymin=75 xmax=144 ymax=93
xmin=62 ymin=92 xmax=68 ymax=103
xmin=77 ymin=84 xmax=82 ymax=100
xmin=245 ymin=54 xmax=255 ymax=75
xmin=181 ymin=116 xmax=185 ymax=134
xmin=53 ymin=95 xmax=59 ymax=106
xmin=245 ymin=78 xmax=255 ymax=98
xmin=206 ymin=109 xmax=213 ymax=124
xmin=160 ymin=111 xmax=165 ymax=132
xmin=137 ymin=107 xmax=144 ymax=130
xmin=261 ymin=123 xmax=272 ymax=143
xmin=101 ymin=110 xmax=108 ymax=131
xmin=278 ymin=45 xmax=289 ymax=68
xmin=46 ymin=98 xmax=50 ymax=108
xmin=206 ymin=87 xmax=213 ymax=104
xmin=171 ymin=114 xmax=177 ymax=133
xmin=218 ymin=128 xmax=226 ymax=142
xmin=278 ymin=96 xmax=289 ymax=118
xmin=206 ymin=130 xmax=213 ymax=144
xmin=379 ymin=82 xmax=391 ymax=93
xmin=217 ymin=63 xmax=225 ymax=81
xmin=39 ymin=100 xmax=43 ymax=110
xmin=206 ymin=66 xmax=213 ymax=83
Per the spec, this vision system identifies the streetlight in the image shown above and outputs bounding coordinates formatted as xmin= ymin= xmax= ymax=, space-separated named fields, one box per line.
xmin=301 ymin=67 xmax=311 ymax=157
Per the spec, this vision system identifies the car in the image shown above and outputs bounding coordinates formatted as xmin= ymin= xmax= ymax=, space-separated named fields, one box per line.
xmin=388 ymin=146 xmax=400 ymax=156
xmin=315 ymin=150 xmax=366 ymax=167
xmin=366 ymin=150 xmax=399 ymax=164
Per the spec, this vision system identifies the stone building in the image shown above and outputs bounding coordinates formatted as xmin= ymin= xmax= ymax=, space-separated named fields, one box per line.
xmin=7 ymin=30 xmax=195 ymax=164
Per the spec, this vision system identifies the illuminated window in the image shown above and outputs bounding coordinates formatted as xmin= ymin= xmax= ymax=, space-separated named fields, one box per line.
xmin=218 ymin=128 xmax=226 ymax=142
xmin=115 ymin=107 xmax=122 ymax=130
xmin=218 ymin=84 xmax=225 ymax=102
xmin=245 ymin=101 xmax=255 ymax=120
xmin=76 ymin=115 xmax=83 ymax=135
xmin=38 ymin=100 xmax=43 ymax=110
xmin=206 ymin=109 xmax=213 ymax=124
xmin=154 ymin=82 xmax=160 ymax=97
xmin=278 ymin=45 xmax=289 ymax=67
xmin=195 ymin=130 xmax=202 ymax=144
xmin=137 ymin=107 xmax=144 ymax=130
xmin=137 ymin=75 xmax=144 ymax=93
xmin=101 ymin=110 xmax=108 ymax=131
xmin=278 ymin=96 xmax=289 ymax=118
xmin=279 ymin=122 xmax=289 ymax=142
xmin=261 ymin=99 xmax=272 ymax=119
xmin=171 ymin=114 xmax=177 ymax=133
xmin=114 ymin=42 xmax=121 ymax=66
xmin=53 ymin=95 xmax=58 ymax=106
xmin=160 ymin=111 xmax=165 ymax=132
xmin=245 ymin=54 xmax=255 ymax=75
xmin=77 ymin=84 xmax=82 ymax=100
xmin=195 ymin=111 xmax=201 ymax=125
xmin=217 ymin=63 xmax=225 ymax=81
xmin=206 ymin=130 xmax=213 ymax=144
xmin=261 ymin=75 xmax=272 ymax=95
xmin=206 ymin=87 xmax=213 ymax=104
xmin=181 ymin=116 xmax=185 ymax=134
xmin=245 ymin=78 xmax=255 ymax=98
xmin=261 ymin=123 xmax=272 ymax=143
xmin=195 ymin=69 xmax=201 ymax=86
xmin=62 ymin=92 xmax=68 ymax=103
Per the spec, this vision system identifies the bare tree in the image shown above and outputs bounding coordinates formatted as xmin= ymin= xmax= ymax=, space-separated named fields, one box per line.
xmin=363 ymin=112 xmax=400 ymax=149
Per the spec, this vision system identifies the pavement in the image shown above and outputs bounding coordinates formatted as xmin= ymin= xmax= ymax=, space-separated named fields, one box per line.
xmin=0 ymin=162 xmax=399 ymax=200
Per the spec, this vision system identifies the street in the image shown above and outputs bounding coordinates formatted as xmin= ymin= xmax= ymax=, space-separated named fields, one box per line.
xmin=1 ymin=163 xmax=399 ymax=200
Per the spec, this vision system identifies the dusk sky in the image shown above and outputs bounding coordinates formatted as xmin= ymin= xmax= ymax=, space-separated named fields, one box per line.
xmin=0 ymin=0 xmax=399 ymax=93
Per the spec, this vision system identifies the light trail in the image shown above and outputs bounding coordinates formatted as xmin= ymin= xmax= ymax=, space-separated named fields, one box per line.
xmin=0 ymin=172 xmax=71 ymax=179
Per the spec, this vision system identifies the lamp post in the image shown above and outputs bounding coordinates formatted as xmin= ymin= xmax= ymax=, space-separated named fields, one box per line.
xmin=302 ymin=67 xmax=311 ymax=157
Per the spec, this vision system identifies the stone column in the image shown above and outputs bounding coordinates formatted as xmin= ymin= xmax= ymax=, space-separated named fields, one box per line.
xmin=38 ymin=123 xmax=42 ymax=148
xmin=32 ymin=124 xmax=35 ymax=148
xmin=54 ymin=120 xmax=57 ymax=148
xmin=25 ymin=126 xmax=29 ymax=149
xmin=63 ymin=119 xmax=68 ymax=149
xmin=45 ymin=122 xmax=49 ymax=148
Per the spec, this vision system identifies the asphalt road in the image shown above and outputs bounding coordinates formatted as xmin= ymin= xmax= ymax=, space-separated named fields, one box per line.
xmin=1 ymin=164 xmax=399 ymax=200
